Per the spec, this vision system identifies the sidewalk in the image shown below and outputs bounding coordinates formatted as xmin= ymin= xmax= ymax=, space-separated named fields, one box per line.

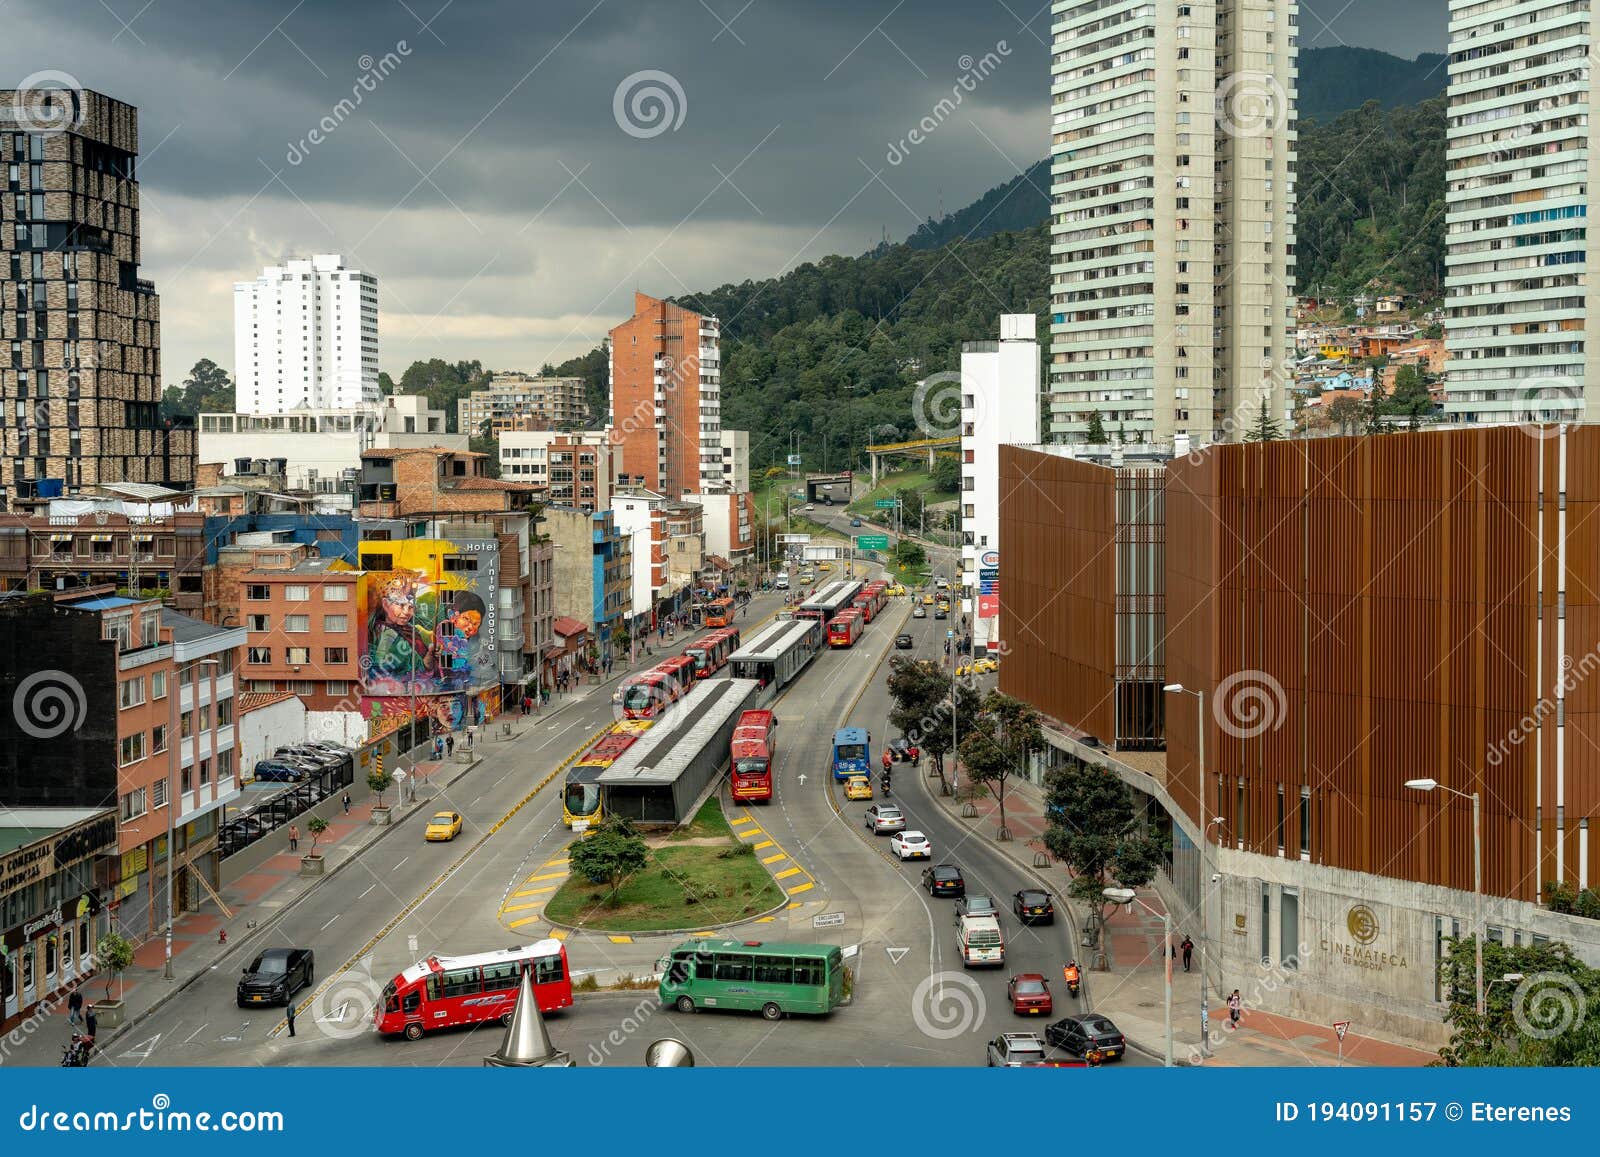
xmin=933 ymin=772 xmax=1436 ymax=1068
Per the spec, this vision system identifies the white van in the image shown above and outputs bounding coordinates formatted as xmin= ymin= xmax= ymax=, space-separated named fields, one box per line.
xmin=957 ymin=914 xmax=1005 ymax=968
xmin=774 ymin=572 xmax=790 ymax=590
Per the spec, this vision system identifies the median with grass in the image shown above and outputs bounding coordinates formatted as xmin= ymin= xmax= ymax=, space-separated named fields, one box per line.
xmin=543 ymin=800 xmax=787 ymax=933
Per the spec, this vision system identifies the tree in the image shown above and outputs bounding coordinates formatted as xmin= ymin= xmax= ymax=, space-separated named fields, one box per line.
xmin=367 ymin=767 xmax=394 ymax=808
xmin=893 ymin=540 xmax=926 ymax=571
xmin=1042 ymin=762 xmax=1168 ymax=906
xmin=930 ymin=453 xmax=961 ymax=494
xmin=569 ymin=819 xmax=650 ymax=901
xmin=1387 ymin=364 xmax=1434 ymax=428
xmin=1245 ymin=397 xmax=1283 ymax=442
xmin=895 ymin=486 xmax=925 ymax=528
xmin=884 ymin=658 xmax=980 ymax=789
xmin=959 ymin=692 xmax=1044 ymax=839
xmin=468 ymin=433 xmax=502 ymax=477
xmin=1436 ymin=936 xmax=1600 ymax=1066
xmin=95 ymin=931 xmax=135 ymax=1000
xmin=1327 ymin=394 xmax=1363 ymax=436
xmin=1085 ymin=409 xmax=1109 ymax=444
xmin=159 ymin=357 xmax=234 ymax=421
xmin=304 ymin=816 xmax=329 ymax=857
xmin=1364 ymin=378 xmax=1389 ymax=434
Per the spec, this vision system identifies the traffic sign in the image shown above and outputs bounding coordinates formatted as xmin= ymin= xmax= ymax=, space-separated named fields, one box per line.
xmin=874 ymin=499 xmax=897 ymax=509
xmin=856 ymin=535 xmax=889 ymax=551
xmin=787 ymin=454 xmax=803 ymax=466
xmin=813 ymin=911 xmax=845 ymax=929
xmin=1332 ymin=1021 xmax=1350 ymax=1041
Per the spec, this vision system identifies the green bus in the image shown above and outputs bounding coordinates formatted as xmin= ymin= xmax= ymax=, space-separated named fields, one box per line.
xmin=657 ymin=938 xmax=846 ymax=1020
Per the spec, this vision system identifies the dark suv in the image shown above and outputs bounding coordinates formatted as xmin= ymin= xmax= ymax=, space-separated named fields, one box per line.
xmin=1013 ymin=888 xmax=1055 ymax=925
xmin=922 ymin=863 xmax=965 ymax=897
xmin=236 ymin=947 xmax=314 ymax=1007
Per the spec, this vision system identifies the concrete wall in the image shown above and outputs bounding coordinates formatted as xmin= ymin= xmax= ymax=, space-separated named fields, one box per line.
xmin=238 ymin=696 xmax=307 ymax=777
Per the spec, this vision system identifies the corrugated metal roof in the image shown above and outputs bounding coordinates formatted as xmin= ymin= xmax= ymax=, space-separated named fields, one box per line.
xmin=599 ymin=679 xmax=757 ymax=786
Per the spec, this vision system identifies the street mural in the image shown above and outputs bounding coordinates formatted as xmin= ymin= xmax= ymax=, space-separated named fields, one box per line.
xmin=358 ymin=539 xmax=500 ymax=696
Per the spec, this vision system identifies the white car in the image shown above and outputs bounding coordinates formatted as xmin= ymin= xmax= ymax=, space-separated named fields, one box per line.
xmin=890 ymin=830 xmax=931 ymax=860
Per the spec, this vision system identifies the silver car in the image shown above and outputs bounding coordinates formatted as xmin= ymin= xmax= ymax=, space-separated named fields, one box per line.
xmin=863 ymin=804 xmax=906 ymax=834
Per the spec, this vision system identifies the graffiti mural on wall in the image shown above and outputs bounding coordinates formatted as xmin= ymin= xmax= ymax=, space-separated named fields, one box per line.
xmin=357 ymin=538 xmax=500 ymax=695
xmin=364 ymin=691 xmax=499 ymax=740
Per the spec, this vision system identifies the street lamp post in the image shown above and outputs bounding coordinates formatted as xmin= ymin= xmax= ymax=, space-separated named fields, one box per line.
xmin=1162 ymin=682 xmax=1213 ymax=1054
xmin=1405 ymin=777 xmax=1484 ymax=1016
xmin=1105 ymin=886 xmax=1172 ymax=1067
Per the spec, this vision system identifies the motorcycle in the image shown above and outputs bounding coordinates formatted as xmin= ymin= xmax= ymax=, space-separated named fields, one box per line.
xmin=1063 ymin=963 xmax=1082 ymax=999
xmin=60 ymin=1033 xmax=94 ymax=1068
xmin=880 ymin=772 xmax=892 ymax=798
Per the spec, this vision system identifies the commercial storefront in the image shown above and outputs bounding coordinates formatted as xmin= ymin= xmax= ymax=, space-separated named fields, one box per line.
xmin=1 ymin=810 xmax=117 ymax=1030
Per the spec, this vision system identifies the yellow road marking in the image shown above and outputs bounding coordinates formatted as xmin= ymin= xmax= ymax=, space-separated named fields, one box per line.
xmin=690 ymin=930 xmax=714 ymax=937
xmin=549 ymin=930 xmax=568 ymax=941
xmin=737 ymin=827 xmax=764 ymax=839
xmin=502 ymin=900 xmax=542 ymax=913
xmin=524 ymin=871 xmax=567 ymax=882
xmin=761 ymin=853 xmax=788 ymax=865
xmin=512 ymin=885 xmax=559 ymax=898
xmin=787 ymin=902 xmax=802 ymax=909
xmin=730 ymin=815 xmax=756 ymax=826
xmin=507 ymin=916 xmax=543 ymax=929
xmin=786 ymin=882 xmax=815 ymax=895
xmin=756 ymin=916 xmax=776 ymax=923
xmin=753 ymin=840 xmax=774 ymax=850
xmin=608 ymin=935 xmax=633 ymax=944
xmin=544 ymin=858 xmax=570 ymax=867
xmin=773 ymin=867 xmax=803 ymax=880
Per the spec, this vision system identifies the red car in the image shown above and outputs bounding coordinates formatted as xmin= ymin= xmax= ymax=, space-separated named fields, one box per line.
xmin=1008 ymin=973 xmax=1053 ymax=1017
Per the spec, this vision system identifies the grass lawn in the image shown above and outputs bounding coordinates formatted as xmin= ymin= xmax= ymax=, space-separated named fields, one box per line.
xmin=543 ymin=800 xmax=786 ymax=932
xmin=847 ymin=470 xmax=958 ymax=516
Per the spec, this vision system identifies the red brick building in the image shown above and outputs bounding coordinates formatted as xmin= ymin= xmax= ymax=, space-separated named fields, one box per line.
xmin=238 ymin=558 xmax=363 ymax=710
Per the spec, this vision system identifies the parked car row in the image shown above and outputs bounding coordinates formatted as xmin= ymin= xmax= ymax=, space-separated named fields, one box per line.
xmin=252 ymin=741 xmax=355 ymax=783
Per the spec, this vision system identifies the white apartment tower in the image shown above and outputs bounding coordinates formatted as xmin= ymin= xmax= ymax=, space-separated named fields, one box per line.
xmin=1443 ymin=0 xmax=1599 ymax=423
xmin=1048 ymin=1 xmax=1298 ymax=444
xmin=234 ymin=254 xmax=380 ymax=414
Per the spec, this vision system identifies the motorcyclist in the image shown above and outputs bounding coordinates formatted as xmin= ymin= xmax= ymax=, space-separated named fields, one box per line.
xmin=882 ymin=750 xmax=893 ymax=774
xmin=1062 ymin=959 xmax=1082 ymax=995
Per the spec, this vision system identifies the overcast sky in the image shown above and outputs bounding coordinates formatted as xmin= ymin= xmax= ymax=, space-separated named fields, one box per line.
xmin=2 ymin=0 xmax=1449 ymax=386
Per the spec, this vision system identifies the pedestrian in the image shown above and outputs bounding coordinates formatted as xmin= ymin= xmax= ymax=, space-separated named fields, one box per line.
xmin=84 ymin=1006 xmax=97 ymax=1040
xmin=288 ymin=823 xmax=299 ymax=852
xmin=67 ymin=987 xmax=83 ymax=1027
xmin=342 ymin=792 xmax=352 ymax=815
xmin=445 ymin=734 xmax=454 ymax=757
xmin=1228 ymin=989 xmax=1242 ymax=1025
xmin=285 ymin=1000 xmax=296 ymax=1038
xmin=1180 ymin=935 xmax=1194 ymax=972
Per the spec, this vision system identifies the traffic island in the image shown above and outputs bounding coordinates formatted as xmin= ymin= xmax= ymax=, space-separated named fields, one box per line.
xmin=543 ymin=800 xmax=786 ymax=933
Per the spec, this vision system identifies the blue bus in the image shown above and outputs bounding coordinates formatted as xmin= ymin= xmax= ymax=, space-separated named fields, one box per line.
xmin=831 ymin=727 xmax=872 ymax=781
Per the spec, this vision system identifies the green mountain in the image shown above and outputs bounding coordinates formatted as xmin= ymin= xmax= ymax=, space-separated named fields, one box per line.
xmin=900 ymin=160 xmax=1050 ymax=252
xmin=1296 ymin=48 xmax=1447 ymax=124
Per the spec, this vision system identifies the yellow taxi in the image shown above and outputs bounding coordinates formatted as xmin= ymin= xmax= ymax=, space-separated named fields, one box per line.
xmin=819 ymin=562 xmax=834 ymax=572
xmin=843 ymin=776 xmax=874 ymax=801
xmin=885 ymin=584 xmax=906 ymax=597
xmin=424 ymin=810 xmax=463 ymax=841
xmin=922 ymin=593 xmax=936 ymax=606
xmin=956 ymin=658 xmax=999 ymax=677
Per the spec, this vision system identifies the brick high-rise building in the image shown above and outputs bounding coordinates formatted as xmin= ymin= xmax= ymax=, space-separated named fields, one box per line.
xmin=0 ymin=87 xmax=195 ymax=501
xmin=607 ymin=292 xmax=723 ymax=498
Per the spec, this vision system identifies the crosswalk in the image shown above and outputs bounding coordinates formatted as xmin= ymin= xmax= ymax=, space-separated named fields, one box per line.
xmin=500 ymin=856 xmax=570 ymax=930
xmin=728 ymin=809 xmax=817 ymax=897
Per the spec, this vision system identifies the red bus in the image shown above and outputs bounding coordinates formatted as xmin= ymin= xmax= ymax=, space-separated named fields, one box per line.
xmin=684 ymin=626 xmax=742 ymax=679
xmin=852 ymin=583 xmax=887 ymax=623
xmin=730 ymin=709 xmax=777 ymax=803
xmin=828 ymin=608 xmax=864 ymax=648
xmin=621 ymin=655 xmax=697 ymax=718
xmin=375 ymin=940 xmax=573 ymax=1040
xmin=704 ymin=597 xmax=737 ymax=628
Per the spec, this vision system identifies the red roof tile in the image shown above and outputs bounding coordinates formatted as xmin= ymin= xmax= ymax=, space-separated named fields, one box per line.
xmin=552 ymin=616 xmax=588 ymax=638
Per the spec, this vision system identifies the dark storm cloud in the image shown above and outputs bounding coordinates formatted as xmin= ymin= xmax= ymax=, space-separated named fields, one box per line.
xmin=1301 ymin=0 xmax=1448 ymax=57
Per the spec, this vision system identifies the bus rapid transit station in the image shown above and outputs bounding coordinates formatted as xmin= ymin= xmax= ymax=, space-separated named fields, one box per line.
xmin=728 ymin=618 xmax=824 ymax=690
xmin=598 ymin=678 xmax=763 ymax=825
xmin=795 ymin=579 xmax=863 ymax=622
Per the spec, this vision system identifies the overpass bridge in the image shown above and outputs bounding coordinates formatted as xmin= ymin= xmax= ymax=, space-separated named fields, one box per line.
xmin=863 ymin=436 xmax=959 ymax=485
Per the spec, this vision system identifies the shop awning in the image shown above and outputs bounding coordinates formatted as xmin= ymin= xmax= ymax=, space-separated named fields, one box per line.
xmin=50 ymin=533 xmax=73 ymax=542
xmin=90 ymin=534 xmax=113 ymax=543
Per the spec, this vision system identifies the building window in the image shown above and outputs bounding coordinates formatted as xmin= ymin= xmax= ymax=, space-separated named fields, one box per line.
xmin=323 ymin=614 xmax=348 ymax=633
xmin=287 ymin=647 xmax=311 ymax=665
xmin=151 ymin=670 xmax=167 ymax=700
xmin=1300 ymin=786 xmax=1311 ymax=861
xmin=291 ymin=680 xmax=314 ymax=694
xmin=325 ymin=647 xmax=349 ymax=664
xmin=1280 ymin=887 xmax=1300 ymax=969
xmin=217 ymin=749 xmax=233 ymax=781
xmin=152 ymin=777 xmax=167 ymax=808
xmin=324 ymin=585 xmax=350 ymax=601
xmin=180 ymin=711 xmax=193 ymax=739
xmin=199 ymin=758 xmax=210 ymax=786
xmin=285 ymin=584 xmax=311 ymax=602
xmin=197 ymin=704 xmax=211 ymax=731
xmin=119 ymin=676 xmax=145 ymax=709
xmin=245 ymin=584 xmax=271 ymax=601
xmin=247 ymin=614 xmax=270 ymax=632
xmin=119 ymin=787 xmax=147 ymax=821
xmin=326 ymin=680 xmax=349 ymax=696
xmin=284 ymin=615 xmax=310 ymax=633
xmin=118 ymin=732 xmax=146 ymax=766
xmin=247 ymin=646 xmax=271 ymax=664
xmin=216 ymin=697 xmax=233 ymax=725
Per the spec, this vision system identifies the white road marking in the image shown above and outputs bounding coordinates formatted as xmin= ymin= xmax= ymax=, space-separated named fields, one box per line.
xmin=320 ymin=914 xmax=340 ymax=930
xmin=393 ymin=856 xmax=409 ymax=871
xmin=120 ymin=1032 xmax=161 ymax=1058
xmin=358 ymin=884 xmax=376 ymax=899
xmin=182 ymin=1023 xmax=208 ymax=1044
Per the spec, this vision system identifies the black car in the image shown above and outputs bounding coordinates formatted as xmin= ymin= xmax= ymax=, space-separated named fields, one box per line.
xmin=1013 ymin=888 xmax=1055 ymax=925
xmin=922 ymin=863 xmax=965 ymax=897
xmin=894 ymin=633 xmax=914 ymax=649
xmin=236 ymin=947 xmax=314 ymax=1007
xmin=1045 ymin=1013 xmax=1126 ymax=1061
xmin=934 ymin=607 xmax=948 ymax=620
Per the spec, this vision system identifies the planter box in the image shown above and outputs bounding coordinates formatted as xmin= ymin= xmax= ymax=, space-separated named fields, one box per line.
xmin=370 ymin=807 xmax=392 ymax=827
xmin=299 ymin=855 xmax=327 ymax=877
xmin=91 ymin=998 xmax=126 ymax=1028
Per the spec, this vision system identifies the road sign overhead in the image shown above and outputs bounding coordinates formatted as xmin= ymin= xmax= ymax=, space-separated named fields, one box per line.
xmin=787 ymin=454 xmax=803 ymax=465
xmin=856 ymin=535 xmax=889 ymax=550
xmin=874 ymin=499 xmax=898 ymax=509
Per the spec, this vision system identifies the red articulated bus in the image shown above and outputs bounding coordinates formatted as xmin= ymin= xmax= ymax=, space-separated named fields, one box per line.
xmin=375 ymin=940 xmax=573 ymax=1041
xmin=852 ymin=582 xmax=887 ymax=623
xmin=730 ymin=709 xmax=777 ymax=803
xmin=684 ymin=626 xmax=742 ymax=679
xmin=827 ymin=608 xmax=864 ymax=649
xmin=703 ymin=597 xmax=737 ymax=628
xmin=620 ymin=655 xmax=697 ymax=719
